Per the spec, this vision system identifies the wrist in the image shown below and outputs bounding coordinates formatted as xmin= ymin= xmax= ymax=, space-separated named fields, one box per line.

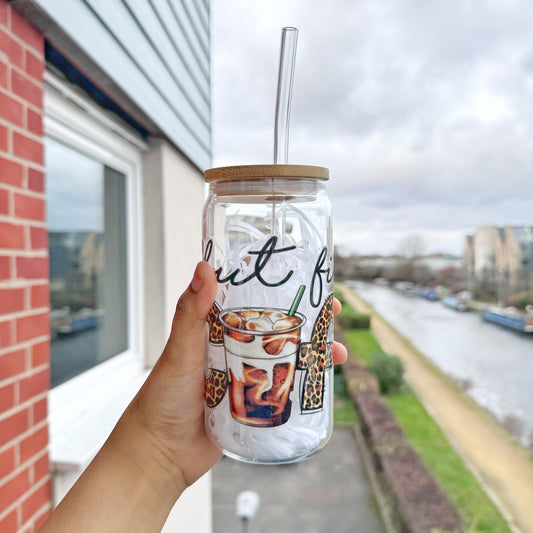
xmin=39 ymin=407 xmax=185 ymax=533
xmin=109 ymin=407 xmax=187 ymax=509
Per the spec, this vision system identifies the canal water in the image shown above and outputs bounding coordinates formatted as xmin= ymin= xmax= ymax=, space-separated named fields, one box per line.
xmin=347 ymin=281 xmax=533 ymax=448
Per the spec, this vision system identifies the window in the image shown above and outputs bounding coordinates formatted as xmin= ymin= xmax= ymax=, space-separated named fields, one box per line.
xmin=44 ymin=71 xmax=146 ymax=392
xmin=47 ymin=138 xmax=128 ymax=386
xmin=45 ymin=73 xmax=148 ymax=487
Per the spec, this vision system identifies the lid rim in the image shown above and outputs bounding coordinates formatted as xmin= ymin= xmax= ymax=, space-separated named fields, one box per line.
xmin=204 ymin=164 xmax=329 ymax=182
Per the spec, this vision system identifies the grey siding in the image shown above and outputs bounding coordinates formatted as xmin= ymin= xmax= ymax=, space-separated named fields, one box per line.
xmin=34 ymin=0 xmax=211 ymax=170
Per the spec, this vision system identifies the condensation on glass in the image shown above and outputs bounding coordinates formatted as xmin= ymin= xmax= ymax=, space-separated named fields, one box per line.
xmin=203 ymin=164 xmax=334 ymax=464
xmin=46 ymin=138 xmax=128 ymax=387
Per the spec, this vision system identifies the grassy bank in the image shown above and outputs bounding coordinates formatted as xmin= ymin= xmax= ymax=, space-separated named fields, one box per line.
xmin=333 ymin=366 xmax=359 ymax=426
xmin=341 ymin=317 xmax=512 ymax=533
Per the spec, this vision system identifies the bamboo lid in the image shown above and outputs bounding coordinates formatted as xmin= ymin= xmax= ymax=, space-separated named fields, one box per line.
xmin=204 ymin=164 xmax=329 ymax=182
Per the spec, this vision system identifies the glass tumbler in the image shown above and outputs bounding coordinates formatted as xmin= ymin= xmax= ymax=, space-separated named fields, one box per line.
xmin=203 ymin=164 xmax=334 ymax=464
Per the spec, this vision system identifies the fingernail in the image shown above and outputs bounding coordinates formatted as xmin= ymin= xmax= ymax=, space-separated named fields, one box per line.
xmin=190 ymin=263 xmax=204 ymax=293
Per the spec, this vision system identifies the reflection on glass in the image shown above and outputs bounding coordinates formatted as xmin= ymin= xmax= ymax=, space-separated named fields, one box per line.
xmin=46 ymin=138 xmax=128 ymax=387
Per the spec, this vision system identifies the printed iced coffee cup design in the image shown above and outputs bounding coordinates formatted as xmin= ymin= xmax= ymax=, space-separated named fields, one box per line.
xmin=219 ymin=308 xmax=305 ymax=428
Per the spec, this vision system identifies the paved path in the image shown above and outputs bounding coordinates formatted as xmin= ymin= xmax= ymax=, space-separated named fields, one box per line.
xmin=212 ymin=427 xmax=387 ymax=533
xmin=340 ymin=283 xmax=533 ymax=533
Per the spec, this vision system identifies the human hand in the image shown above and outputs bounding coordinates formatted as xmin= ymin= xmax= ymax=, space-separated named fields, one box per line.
xmin=39 ymin=262 xmax=347 ymax=532
xmin=124 ymin=262 xmax=348 ymax=492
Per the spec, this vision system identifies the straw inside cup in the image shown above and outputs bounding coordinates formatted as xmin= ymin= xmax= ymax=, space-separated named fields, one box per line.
xmin=288 ymin=284 xmax=306 ymax=316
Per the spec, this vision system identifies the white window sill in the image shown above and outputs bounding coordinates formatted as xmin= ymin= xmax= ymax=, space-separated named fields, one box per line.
xmin=49 ymin=353 xmax=149 ymax=473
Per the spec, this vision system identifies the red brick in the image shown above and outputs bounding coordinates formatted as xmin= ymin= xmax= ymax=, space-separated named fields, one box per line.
xmin=0 ymin=91 xmax=24 ymax=126
xmin=16 ymin=256 xmax=48 ymax=279
xmin=0 ymin=123 xmax=7 ymax=151
xmin=34 ymin=507 xmax=51 ymax=531
xmin=25 ymin=51 xmax=43 ymax=83
xmin=0 ymin=318 xmax=13 ymax=348
xmin=0 ymin=156 xmax=23 ymax=186
xmin=0 ymin=26 xmax=8 ymax=49
xmin=30 ymin=283 xmax=48 ymax=308
xmin=16 ymin=312 xmax=49 ymax=342
xmin=0 ymin=62 xmax=6 ymax=89
xmin=27 ymin=168 xmax=44 ymax=192
xmin=14 ymin=192 xmax=44 ymax=221
xmin=29 ymin=226 xmax=47 ymax=251
xmin=0 ymin=509 xmax=17 ymax=533
xmin=32 ymin=396 xmax=47 ymax=424
xmin=0 ymin=186 xmax=8 ymax=213
xmin=0 ymin=382 xmax=15 ymax=411
xmin=0 ymin=408 xmax=29 ymax=448
xmin=0 ymin=29 xmax=23 ymax=69
xmin=11 ymin=70 xmax=42 ymax=108
xmin=13 ymin=131 xmax=43 ymax=164
xmin=19 ymin=368 xmax=49 ymax=402
xmin=0 ymin=221 xmax=24 ymax=248
xmin=0 ymin=348 xmax=26 ymax=378
xmin=21 ymin=479 xmax=51 ymax=524
xmin=0 ymin=445 xmax=16 ymax=479
xmin=11 ymin=10 xmax=44 ymax=55
xmin=0 ymin=287 xmax=25 ymax=313
xmin=32 ymin=451 xmax=49 ymax=482
xmin=20 ymin=425 xmax=48 ymax=463
xmin=0 ymin=467 xmax=31 ymax=511
xmin=27 ymin=107 xmax=42 ymax=135
xmin=31 ymin=339 xmax=48 ymax=366
xmin=0 ymin=255 xmax=11 ymax=279
xmin=0 ymin=1 xmax=7 ymax=26
xmin=29 ymin=226 xmax=47 ymax=250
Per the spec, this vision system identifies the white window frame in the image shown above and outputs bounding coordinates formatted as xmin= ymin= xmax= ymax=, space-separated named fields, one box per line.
xmin=44 ymin=71 xmax=148 ymax=480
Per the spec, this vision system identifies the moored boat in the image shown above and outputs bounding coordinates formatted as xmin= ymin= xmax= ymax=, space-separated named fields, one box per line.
xmin=442 ymin=296 xmax=468 ymax=312
xmin=393 ymin=281 xmax=416 ymax=297
xmin=415 ymin=286 xmax=439 ymax=301
xmin=56 ymin=308 xmax=104 ymax=335
xmin=481 ymin=305 xmax=533 ymax=334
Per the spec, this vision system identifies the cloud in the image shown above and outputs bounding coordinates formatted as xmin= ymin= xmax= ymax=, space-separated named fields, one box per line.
xmin=45 ymin=138 xmax=104 ymax=231
xmin=212 ymin=0 xmax=533 ymax=255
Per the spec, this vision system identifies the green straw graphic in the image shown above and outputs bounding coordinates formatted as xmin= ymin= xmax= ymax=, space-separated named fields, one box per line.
xmin=288 ymin=285 xmax=306 ymax=316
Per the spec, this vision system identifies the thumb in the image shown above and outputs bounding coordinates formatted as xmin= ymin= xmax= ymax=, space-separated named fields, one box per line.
xmin=164 ymin=261 xmax=217 ymax=367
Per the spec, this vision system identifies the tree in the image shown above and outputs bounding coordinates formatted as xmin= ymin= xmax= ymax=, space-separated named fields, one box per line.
xmin=393 ymin=234 xmax=427 ymax=282
xmin=398 ymin=234 xmax=427 ymax=260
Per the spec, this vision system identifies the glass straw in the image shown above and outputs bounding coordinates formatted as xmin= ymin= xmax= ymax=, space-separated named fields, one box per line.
xmin=272 ymin=27 xmax=298 ymax=237
xmin=274 ymin=27 xmax=298 ymax=164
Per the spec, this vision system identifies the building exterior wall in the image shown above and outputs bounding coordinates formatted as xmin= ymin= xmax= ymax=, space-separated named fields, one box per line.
xmin=142 ymin=138 xmax=206 ymax=362
xmin=473 ymin=226 xmax=496 ymax=280
xmin=1 ymin=1 xmax=213 ymax=530
xmin=465 ymin=225 xmax=533 ymax=292
xmin=142 ymin=139 xmax=211 ymax=532
xmin=17 ymin=0 xmax=211 ymax=170
xmin=0 ymin=2 xmax=52 ymax=531
xmin=504 ymin=226 xmax=533 ymax=290
xmin=504 ymin=227 xmax=521 ymax=287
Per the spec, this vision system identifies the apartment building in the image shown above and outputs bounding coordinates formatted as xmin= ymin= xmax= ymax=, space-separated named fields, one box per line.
xmin=463 ymin=225 xmax=533 ymax=291
xmin=0 ymin=1 xmax=212 ymax=531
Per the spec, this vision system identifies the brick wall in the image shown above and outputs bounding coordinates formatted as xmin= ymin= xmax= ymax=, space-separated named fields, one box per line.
xmin=0 ymin=1 xmax=51 ymax=532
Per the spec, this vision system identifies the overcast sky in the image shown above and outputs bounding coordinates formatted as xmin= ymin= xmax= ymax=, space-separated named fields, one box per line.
xmin=211 ymin=0 xmax=533 ymax=256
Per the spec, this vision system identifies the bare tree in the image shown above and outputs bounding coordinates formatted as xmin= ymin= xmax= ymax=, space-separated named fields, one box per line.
xmin=398 ymin=234 xmax=427 ymax=260
xmin=392 ymin=234 xmax=427 ymax=283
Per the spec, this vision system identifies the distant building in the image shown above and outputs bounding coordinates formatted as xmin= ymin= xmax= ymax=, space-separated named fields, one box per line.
xmin=505 ymin=227 xmax=533 ymax=289
xmin=463 ymin=226 xmax=533 ymax=291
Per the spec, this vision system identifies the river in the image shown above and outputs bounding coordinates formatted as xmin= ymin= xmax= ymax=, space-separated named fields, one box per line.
xmin=346 ymin=281 xmax=533 ymax=448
